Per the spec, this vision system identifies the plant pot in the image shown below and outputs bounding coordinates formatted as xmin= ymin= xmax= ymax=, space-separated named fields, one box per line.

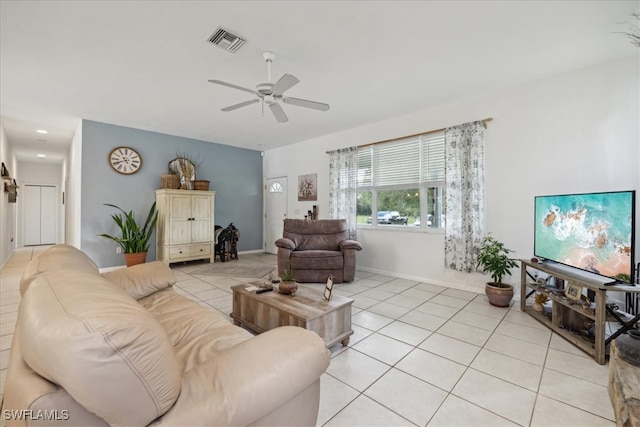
xmin=124 ymin=252 xmax=147 ymax=267
xmin=533 ymin=302 xmax=544 ymax=313
xmin=278 ymin=281 xmax=298 ymax=296
xmin=485 ymin=282 xmax=513 ymax=307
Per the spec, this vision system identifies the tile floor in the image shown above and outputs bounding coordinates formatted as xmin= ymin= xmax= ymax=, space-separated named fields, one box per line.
xmin=0 ymin=246 xmax=616 ymax=426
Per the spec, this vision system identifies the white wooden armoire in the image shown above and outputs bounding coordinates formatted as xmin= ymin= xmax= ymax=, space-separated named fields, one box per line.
xmin=155 ymin=189 xmax=216 ymax=265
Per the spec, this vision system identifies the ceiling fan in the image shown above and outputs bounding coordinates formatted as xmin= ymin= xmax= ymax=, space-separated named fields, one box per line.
xmin=208 ymin=51 xmax=330 ymax=123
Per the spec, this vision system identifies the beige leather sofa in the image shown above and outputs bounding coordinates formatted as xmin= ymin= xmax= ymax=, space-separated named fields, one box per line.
xmin=2 ymin=245 xmax=330 ymax=426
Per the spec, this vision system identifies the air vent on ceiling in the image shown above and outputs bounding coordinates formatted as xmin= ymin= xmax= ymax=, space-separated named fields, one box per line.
xmin=207 ymin=27 xmax=246 ymax=53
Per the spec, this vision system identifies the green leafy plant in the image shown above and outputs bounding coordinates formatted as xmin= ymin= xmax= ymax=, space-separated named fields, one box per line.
xmin=476 ymin=235 xmax=518 ymax=286
xmin=280 ymin=264 xmax=296 ymax=282
xmin=99 ymin=202 xmax=158 ymax=253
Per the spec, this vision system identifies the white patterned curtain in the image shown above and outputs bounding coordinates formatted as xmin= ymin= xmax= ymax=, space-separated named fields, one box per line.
xmin=328 ymin=147 xmax=358 ymax=239
xmin=444 ymin=121 xmax=485 ymax=272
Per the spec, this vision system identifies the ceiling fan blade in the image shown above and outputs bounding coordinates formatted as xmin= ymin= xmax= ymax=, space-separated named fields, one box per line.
xmin=208 ymin=79 xmax=256 ymax=95
xmin=282 ymin=97 xmax=330 ymax=112
xmin=221 ymin=98 xmax=259 ymax=112
xmin=271 ymin=74 xmax=299 ymax=95
xmin=269 ymin=103 xmax=288 ymax=123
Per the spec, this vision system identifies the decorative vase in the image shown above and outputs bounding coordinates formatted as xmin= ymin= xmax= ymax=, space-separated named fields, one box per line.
xmin=485 ymin=282 xmax=514 ymax=307
xmin=533 ymin=302 xmax=544 ymax=313
xmin=124 ymin=252 xmax=147 ymax=267
xmin=278 ymin=281 xmax=298 ymax=296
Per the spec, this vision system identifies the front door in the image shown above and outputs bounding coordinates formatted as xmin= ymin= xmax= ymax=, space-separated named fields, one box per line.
xmin=265 ymin=177 xmax=287 ymax=254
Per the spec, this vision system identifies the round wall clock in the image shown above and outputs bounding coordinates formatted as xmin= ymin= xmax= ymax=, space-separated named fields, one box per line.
xmin=109 ymin=146 xmax=142 ymax=175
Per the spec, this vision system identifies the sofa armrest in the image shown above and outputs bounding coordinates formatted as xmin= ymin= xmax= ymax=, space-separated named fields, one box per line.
xmin=340 ymin=240 xmax=363 ymax=251
xmin=275 ymin=237 xmax=296 ymax=251
xmin=154 ymin=327 xmax=330 ymax=426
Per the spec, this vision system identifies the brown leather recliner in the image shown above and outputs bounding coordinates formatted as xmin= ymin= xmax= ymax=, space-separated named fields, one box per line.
xmin=275 ymin=219 xmax=363 ymax=283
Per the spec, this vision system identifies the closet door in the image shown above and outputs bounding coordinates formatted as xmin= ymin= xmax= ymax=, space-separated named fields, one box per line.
xmin=23 ymin=185 xmax=57 ymax=245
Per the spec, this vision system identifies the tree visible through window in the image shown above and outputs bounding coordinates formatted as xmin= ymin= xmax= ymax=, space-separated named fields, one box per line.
xmin=357 ymin=132 xmax=445 ymax=229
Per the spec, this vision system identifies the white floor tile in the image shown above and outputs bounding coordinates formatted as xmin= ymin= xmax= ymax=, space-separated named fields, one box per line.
xmin=352 ymin=310 xmax=394 ymax=331
xmin=538 ymin=369 xmax=614 ymax=421
xmin=484 ymin=333 xmax=548 ymax=366
xmin=428 ymin=394 xmax=519 ymax=427
xmin=365 ymin=368 xmax=447 ymax=426
xmin=450 ymin=310 xmax=502 ymax=331
xmin=544 ymin=348 xmax=609 ymax=386
xmin=352 ymin=333 xmax=414 ymax=365
xmin=415 ymin=301 xmax=460 ymax=319
xmin=323 ymin=394 xmax=414 ymax=426
xmin=437 ymin=320 xmax=492 ymax=347
xmin=326 ymin=348 xmax=390 ymax=392
xmin=378 ymin=321 xmax=432 ymax=346
xmin=418 ymin=333 xmax=481 ymax=366
xmin=399 ymin=310 xmax=448 ymax=331
xmin=317 ymin=373 xmax=359 ymax=427
xmin=452 ymin=369 xmax=537 ymax=426
xmin=471 ymin=348 xmax=543 ymax=391
xmin=396 ymin=348 xmax=467 ymax=391
xmin=530 ymin=395 xmax=615 ymax=427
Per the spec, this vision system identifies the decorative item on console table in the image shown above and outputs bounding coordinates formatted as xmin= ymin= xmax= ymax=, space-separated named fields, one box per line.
xmin=533 ymin=293 xmax=548 ymax=313
xmin=476 ymin=235 xmax=518 ymax=307
xmin=98 ymin=202 xmax=158 ymax=267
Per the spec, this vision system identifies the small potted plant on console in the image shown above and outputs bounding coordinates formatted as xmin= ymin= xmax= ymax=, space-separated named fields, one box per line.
xmin=476 ymin=235 xmax=518 ymax=307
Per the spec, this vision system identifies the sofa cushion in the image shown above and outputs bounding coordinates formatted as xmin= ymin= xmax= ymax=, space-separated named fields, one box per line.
xmin=20 ymin=244 xmax=98 ymax=295
xmin=139 ymin=288 xmax=253 ymax=372
xmin=101 ymin=261 xmax=176 ymax=300
xmin=19 ymin=270 xmax=182 ymax=427
xmin=290 ymin=250 xmax=344 ymax=270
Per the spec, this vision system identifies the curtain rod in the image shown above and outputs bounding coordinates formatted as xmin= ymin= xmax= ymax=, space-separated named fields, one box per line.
xmin=327 ymin=117 xmax=493 ymax=152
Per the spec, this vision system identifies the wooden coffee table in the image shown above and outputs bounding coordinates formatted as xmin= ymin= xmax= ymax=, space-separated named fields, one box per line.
xmin=230 ymin=283 xmax=354 ymax=347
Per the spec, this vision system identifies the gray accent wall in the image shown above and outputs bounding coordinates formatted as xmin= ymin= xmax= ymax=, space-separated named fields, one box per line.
xmin=81 ymin=120 xmax=263 ymax=268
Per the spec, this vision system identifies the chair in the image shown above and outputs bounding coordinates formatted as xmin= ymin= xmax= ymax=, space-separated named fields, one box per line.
xmin=275 ymin=219 xmax=363 ymax=283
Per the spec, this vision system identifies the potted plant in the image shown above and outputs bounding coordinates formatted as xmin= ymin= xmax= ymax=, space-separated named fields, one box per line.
xmin=99 ymin=202 xmax=158 ymax=267
xmin=476 ymin=235 xmax=518 ymax=307
xmin=278 ymin=264 xmax=298 ymax=295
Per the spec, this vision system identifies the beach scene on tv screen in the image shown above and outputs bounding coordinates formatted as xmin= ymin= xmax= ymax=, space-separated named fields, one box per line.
xmin=535 ymin=192 xmax=633 ymax=282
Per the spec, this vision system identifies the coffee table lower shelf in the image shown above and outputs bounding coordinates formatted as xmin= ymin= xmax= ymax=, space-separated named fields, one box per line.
xmin=230 ymin=284 xmax=354 ymax=347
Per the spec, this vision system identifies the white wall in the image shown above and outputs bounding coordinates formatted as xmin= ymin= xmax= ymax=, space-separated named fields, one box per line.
xmin=0 ymin=124 xmax=17 ymax=267
xmin=264 ymin=55 xmax=639 ymax=294
xmin=65 ymin=121 xmax=82 ymax=248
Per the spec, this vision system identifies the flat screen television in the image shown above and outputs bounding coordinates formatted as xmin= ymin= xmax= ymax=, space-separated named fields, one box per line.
xmin=534 ymin=190 xmax=636 ymax=284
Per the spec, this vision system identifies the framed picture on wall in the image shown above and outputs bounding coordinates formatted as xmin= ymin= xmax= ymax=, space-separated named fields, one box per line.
xmin=298 ymin=173 xmax=317 ymax=201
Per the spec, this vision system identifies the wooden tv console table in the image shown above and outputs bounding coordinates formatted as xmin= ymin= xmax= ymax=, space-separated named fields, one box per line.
xmin=520 ymin=260 xmax=640 ymax=365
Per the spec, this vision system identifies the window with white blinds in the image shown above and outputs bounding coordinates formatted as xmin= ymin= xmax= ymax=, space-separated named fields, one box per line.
xmin=356 ymin=131 xmax=445 ymax=229
xmin=357 ymin=133 xmax=444 ymax=188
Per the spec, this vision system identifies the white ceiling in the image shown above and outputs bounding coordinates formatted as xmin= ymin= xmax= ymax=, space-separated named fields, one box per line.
xmin=1 ymin=1 xmax=638 ymax=163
